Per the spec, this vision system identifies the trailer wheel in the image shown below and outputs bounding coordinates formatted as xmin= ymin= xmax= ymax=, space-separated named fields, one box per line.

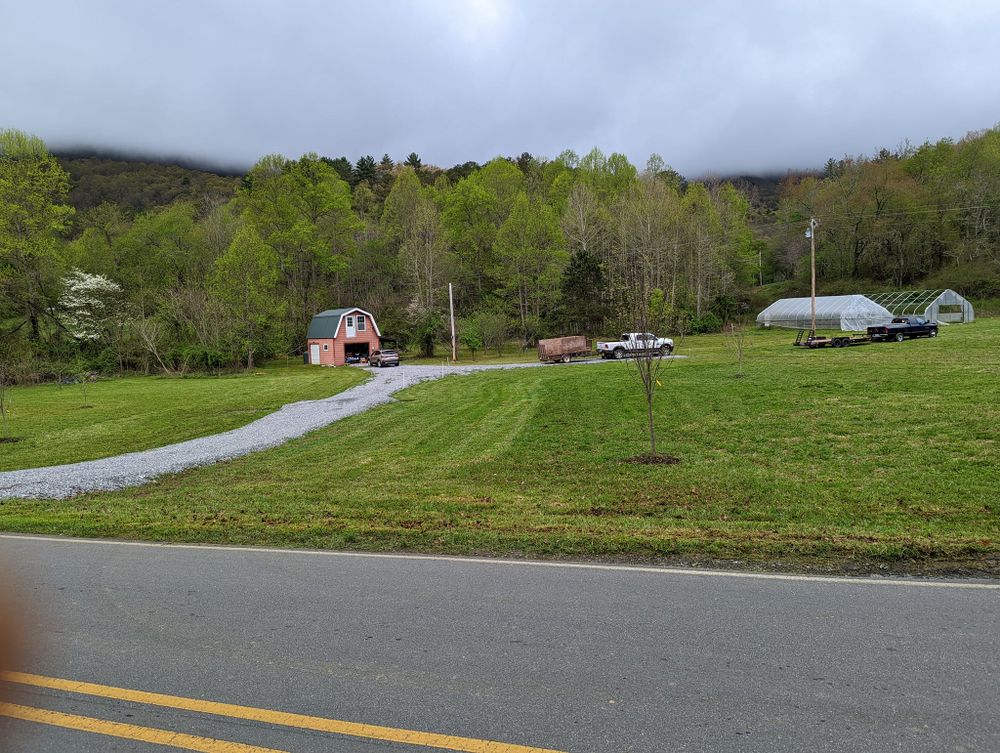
xmin=895 ymin=333 xmax=905 ymax=343
xmin=561 ymin=354 xmax=571 ymax=363
xmin=613 ymin=348 xmax=625 ymax=360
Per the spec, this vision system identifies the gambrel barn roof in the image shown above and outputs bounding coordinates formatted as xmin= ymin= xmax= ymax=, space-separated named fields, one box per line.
xmin=306 ymin=308 xmax=382 ymax=338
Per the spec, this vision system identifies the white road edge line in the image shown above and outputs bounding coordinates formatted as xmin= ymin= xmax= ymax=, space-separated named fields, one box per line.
xmin=1 ymin=532 xmax=997 ymax=589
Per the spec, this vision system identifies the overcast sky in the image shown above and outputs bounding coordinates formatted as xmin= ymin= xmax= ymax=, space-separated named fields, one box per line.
xmin=3 ymin=1 xmax=999 ymax=176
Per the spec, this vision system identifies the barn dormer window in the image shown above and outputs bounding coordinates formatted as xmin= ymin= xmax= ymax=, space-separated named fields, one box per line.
xmin=357 ymin=315 xmax=366 ymax=332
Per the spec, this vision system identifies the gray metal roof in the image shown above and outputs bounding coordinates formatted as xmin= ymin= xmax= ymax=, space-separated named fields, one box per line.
xmin=306 ymin=308 xmax=381 ymax=338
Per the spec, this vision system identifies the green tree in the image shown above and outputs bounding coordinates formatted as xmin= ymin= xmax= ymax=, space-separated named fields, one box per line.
xmin=67 ymin=202 xmax=129 ymax=274
xmin=410 ymin=308 xmax=443 ymax=358
xmin=353 ymin=155 xmax=378 ymax=185
xmin=495 ymin=192 xmax=567 ymax=339
xmin=680 ymin=182 xmax=723 ymax=317
xmin=110 ymin=202 xmax=200 ymax=313
xmin=458 ymin=316 xmax=483 ymax=360
xmin=324 ymin=156 xmax=354 ymax=185
xmin=553 ymin=249 xmax=609 ymax=335
xmin=579 ymin=148 xmax=638 ymax=202
xmin=440 ymin=158 xmax=525 ymax=304
xmin=476 ymin=309 xmax=509 ymax=357
xmin=210 ymin=225 xmax=284 ymax=368
xmin=239 ymin=153 xmax=358 ymax=340
xmin=0 ymin=129 xmax=75 ymax=341
xmin=383 ymin=168 xmax=451 ymax=312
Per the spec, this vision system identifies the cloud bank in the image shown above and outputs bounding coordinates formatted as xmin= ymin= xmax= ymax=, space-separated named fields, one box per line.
xmin=3 ymin=0 xmax=999 ymax=175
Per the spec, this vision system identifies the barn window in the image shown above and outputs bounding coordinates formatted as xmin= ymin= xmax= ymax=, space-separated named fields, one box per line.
xmin=323 ymin=343 xmax=329 ymax=351
xmin=346 ymin=316 xmax=354 ymax=328
xmin=357 ymin=315 xmax=366 ymax=331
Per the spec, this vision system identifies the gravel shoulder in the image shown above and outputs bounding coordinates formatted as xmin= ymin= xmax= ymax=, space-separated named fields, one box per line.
xmin=0 ymin=360 xmax=624 ymax=500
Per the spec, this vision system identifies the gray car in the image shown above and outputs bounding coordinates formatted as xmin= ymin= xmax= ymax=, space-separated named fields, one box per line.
xmin=369 ymin=349 xmax=400 ymax=367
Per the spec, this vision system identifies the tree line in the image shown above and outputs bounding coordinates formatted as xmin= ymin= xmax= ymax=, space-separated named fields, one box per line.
xmin=768 ymin=127 xmax=1000 ymax=299
xmin=2 ymin=125 xmax=998 ymax=381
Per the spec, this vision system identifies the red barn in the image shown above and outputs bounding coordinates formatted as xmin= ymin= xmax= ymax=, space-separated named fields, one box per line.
xmin=306 ymin=307 xmax=382 ymax=366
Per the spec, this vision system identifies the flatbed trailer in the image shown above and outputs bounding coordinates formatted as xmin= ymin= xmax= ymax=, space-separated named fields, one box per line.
xmin=793 ymin=329 xmax=872 ymax=348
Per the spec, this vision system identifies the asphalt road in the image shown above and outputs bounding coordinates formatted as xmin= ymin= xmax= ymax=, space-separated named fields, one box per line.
xmin=1 ymin=534 xmax=997 ymax=753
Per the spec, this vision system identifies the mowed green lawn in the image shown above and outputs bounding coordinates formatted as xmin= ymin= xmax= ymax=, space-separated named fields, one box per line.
xmin=0 ymin=363 xmax=365 ymax=470
xmin=2 ymin=321 xmax=998 ymax=574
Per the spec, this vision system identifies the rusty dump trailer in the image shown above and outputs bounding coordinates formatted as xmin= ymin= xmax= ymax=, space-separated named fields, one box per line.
xmin=537 ymin=336 xmax=590 ymax=363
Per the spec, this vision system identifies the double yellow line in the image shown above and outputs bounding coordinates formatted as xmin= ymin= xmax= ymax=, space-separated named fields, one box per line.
xmin=1 ymin=671 xmax=565 ymax=753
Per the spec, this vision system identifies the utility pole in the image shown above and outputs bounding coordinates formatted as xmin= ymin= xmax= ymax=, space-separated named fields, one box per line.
xmin=448 ymin=282 xmax=457 ymax=363
xmin=808 ymin=217 xmax=818 ymax=334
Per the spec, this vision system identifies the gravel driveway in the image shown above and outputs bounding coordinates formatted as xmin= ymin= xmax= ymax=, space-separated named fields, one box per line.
xmin=0 ymin=360 xmax=622 ymax=500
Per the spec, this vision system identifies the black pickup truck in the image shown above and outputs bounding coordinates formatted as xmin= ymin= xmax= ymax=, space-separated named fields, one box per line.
xmin=867 ymin=316 xmax=939 ymax=342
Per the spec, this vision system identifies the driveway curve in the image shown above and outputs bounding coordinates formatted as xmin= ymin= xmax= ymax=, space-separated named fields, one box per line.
xmin=0 ymin=360 xmax=620 ymax=500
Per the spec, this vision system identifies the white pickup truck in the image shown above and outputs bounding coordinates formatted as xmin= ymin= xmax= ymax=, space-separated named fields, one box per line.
xmin=597 ymin=332 xmax=674 ymax=359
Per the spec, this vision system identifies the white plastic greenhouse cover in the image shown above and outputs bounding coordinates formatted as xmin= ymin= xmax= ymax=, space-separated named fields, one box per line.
xmin=756 ymin=295 xmax=894 ymax=331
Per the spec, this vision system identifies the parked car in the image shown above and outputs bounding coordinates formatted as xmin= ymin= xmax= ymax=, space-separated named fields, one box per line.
xmin=369 ymin=349 xmax=400 ymax=367
xmin=597 ymin=332 xmax=674 ymax=359
xmin=867 ymin=316 xmax=939 ymax=342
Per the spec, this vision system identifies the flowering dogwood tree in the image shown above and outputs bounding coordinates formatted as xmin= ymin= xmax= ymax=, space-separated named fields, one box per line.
xmin=57 ymin=269 xmax=123 ymax=342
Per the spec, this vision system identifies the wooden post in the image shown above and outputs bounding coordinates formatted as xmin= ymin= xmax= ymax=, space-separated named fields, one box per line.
xmin=449 ymin=282 xmax=457 ymax=363
xmin=809 ymin=218 xmax=817 ymax=334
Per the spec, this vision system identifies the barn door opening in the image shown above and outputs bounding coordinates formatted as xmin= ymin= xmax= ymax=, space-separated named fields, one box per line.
xmin=344 ymin=342 xmax=370 ymax=364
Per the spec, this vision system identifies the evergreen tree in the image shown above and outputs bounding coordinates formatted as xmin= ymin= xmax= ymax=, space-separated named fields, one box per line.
xmin=353 ymin=155 xmax=378 ymax=185
xmin=553 ymin=249 xmax=609 ymax=335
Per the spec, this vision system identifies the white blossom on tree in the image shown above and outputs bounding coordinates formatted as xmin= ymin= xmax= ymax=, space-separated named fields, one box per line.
xmin=58 ymin=269 xmax=123 ymax=341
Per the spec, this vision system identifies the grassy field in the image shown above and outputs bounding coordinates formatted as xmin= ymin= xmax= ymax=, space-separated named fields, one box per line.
xmin=403 ymin=340 xmax=539 ymax=365
xmin=0 ymin=363 xmax=365 ymax=470
xmin=2 ymin=321 xmax=997 ymax=575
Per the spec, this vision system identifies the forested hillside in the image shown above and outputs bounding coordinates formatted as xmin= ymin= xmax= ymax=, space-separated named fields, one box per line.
xmin=56 ymin=153 xmax=238 ymax=212
xmin=1 ymin=126 xmax=998 ymax=381
xmin=767 ymin=129 xmax=1000 ymax=300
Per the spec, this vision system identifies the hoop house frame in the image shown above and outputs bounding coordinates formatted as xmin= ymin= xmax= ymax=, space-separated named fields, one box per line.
xmin=864 ymin=290 xmax=975 ymax=323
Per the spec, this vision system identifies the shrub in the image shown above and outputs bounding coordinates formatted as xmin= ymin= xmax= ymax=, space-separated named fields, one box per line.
xmin=693 ymin=312 xmax=723 ymax=334
xmin=410 ymin=310 xmax=445 ymax=358
xmin=458 ymin=317 xmax=483 ymax=360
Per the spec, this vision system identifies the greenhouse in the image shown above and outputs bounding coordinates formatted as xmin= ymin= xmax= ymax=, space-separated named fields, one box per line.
xmin=756 ymin=295 xmax=894 ymax=331
xmin=863 ymin=289 xmax=975 ymax=323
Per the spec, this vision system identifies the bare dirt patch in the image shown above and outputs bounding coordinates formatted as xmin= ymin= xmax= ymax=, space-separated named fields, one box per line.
xmin=624 ymin=453 xmax=681 ymax=465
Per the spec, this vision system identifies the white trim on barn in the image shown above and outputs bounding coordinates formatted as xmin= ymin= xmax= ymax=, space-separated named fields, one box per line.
xmin=333 ymin=308 xmax=381 ymax=337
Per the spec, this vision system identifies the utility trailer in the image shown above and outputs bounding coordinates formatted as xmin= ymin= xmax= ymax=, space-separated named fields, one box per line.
xmin=793 ymin=329 xmax=872 ymax=349
xmin=537 ymin=336 xmax=591 ymax=363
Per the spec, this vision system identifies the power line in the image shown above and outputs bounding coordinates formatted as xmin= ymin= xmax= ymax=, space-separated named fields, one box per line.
xmin=758 ymin=202 xmax=1000 ymax=228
